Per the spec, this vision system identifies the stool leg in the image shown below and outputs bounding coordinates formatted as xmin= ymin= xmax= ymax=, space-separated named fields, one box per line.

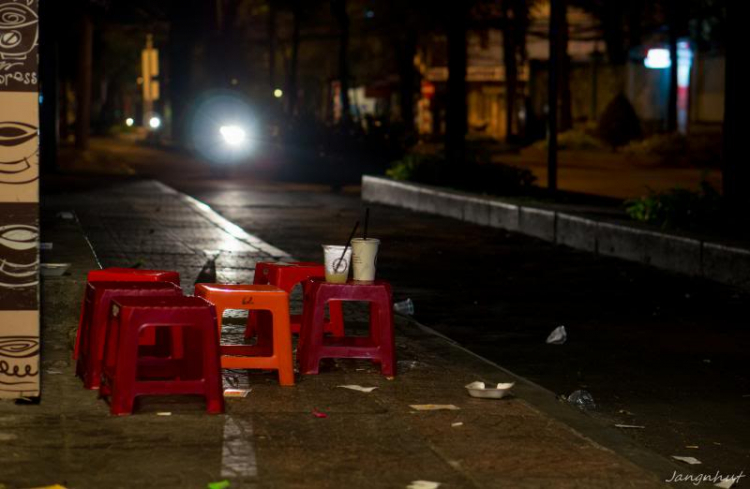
xmin=247 ymin=263 xmax=271 ymax=337
xmin=298 ymin=287 xmax=327 ymax=375
xmin=273 ymin=306 xmax=295 ymax=386
xmin=110 ymin=319 xmax=141 ymax=415
xmin=328 ymin=300 xmax=345 ymax=337
xmin=200 ymin=316 xmax=225 ymax=414
xmin=374 ymin=295 xmax=396 ymax=376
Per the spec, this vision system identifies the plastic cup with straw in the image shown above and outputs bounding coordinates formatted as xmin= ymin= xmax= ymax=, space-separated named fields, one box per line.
xmin=322 ymin=221 xmax=359 ymax=283
xmin=352 ymin=207 xmax=380 ymax=282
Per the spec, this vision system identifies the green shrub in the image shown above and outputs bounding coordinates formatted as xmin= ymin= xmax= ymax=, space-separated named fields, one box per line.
xmin=598 ymin=93 xmax=642 ymax=148
xmin=625 ymin=181 xmax=721 ymax=230
xmin=387 ymin=152 xmax=536 ymax=196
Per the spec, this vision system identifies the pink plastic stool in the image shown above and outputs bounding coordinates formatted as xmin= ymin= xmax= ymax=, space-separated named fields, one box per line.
xmin=249 ymin=261 xmax=344 ymax=336
xmin=76 ymin=281 xmax=182 ymax=389
xmin=101 ymin=296 xmax=224 ymax=416
xmin=75 ymin=268 xmax=181 ymax=359
xmin=297 ymin=278 xmax=395 ymax=376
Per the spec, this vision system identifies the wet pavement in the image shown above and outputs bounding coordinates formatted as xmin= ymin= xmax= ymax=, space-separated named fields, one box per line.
xmin=170 ymin=178 xmax=750 ymax=479
xmin=0 ymin=177 xmax=681 ymax=488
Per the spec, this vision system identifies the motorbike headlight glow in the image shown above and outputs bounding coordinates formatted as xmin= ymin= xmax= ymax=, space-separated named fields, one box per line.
xmin=219 ymin=125 xmax=247 ymax=147
xmin=189 ymin=90 xmax=257 ymax=164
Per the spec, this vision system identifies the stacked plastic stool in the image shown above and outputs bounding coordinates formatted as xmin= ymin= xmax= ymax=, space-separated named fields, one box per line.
xmin=100 ymin=296 xmax=224 ymax=415
xmin=75 ymin=268 xmax=181 ymax=360
xmin=76 ymin=281 xmax=182 ymax=389
xmin=297 ymin=278 xmax=395 ymax=376
xmin=195 ymin=283 xmax=295 ymax=386
xmin=250 ymin=261 xmax=344 ymax=337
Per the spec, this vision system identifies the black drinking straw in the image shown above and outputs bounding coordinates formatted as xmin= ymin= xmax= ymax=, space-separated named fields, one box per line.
xmin=336 ymin=220 xmax=359 ymax=272
xmin=363 ymin=207 xmax=370 ymax=240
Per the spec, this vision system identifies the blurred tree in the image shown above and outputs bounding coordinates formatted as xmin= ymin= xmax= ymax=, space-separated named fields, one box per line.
xmin=557 ymin=0 xmax=572 ymax=132
xmin=445 ymin=1 xmax=469 ymax=162
xmin=501 ymin=0 xmax=529 ymax=141
xmin=331 ymin=0 xmax=351 ymax=125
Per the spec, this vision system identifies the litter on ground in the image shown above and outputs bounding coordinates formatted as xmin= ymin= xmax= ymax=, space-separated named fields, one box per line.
xmin=671 ymin=455 xmax=702 ymax=465
xmin=337 ymin=385 xmax=378 ymax=393
xmin=410 ymin=404 xmax=460 ymax=411
xmin=223 ymin=388 xmax=252 ymax=398
xmin=407 ymin=481 xmax=440 ymax=489
xmin=546 ymin=325 xmax=567 ymax=345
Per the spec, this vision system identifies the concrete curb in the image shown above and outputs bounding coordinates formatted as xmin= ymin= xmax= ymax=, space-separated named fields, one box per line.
xmin=362 ymin=175 xmax=750 ymax=292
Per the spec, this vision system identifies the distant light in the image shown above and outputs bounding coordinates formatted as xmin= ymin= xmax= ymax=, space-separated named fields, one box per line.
xmin=365 ymin=10 xmax=375 ymax=18
xmin=644 ymin=48 xmax=670 ymax=69
xmin=219 ymin=125 xmax=247 ymax=146
xmin=231 ymin=78 xmax=239 ymax=86
xmin=676 ymin=41 xmax=693 ymax=88
xmin=125 ymin=117 xmax=134 ymax=127
xmin=273 ymin=89 xmax=283 ymax=98
xmin=149 ymin=116 xmax=161 ymax=129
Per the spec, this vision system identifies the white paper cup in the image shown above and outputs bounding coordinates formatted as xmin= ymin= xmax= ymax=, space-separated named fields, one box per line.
xmin=322 ymin=245 xmax=351 ymax=283
xmin=351 ymin=238 xmax=379 ymax=282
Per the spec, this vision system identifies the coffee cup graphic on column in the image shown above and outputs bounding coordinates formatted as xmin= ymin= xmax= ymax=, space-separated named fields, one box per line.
xmin=0 ymin=121 xmax=38 ymax=184
xmin=0 ymin=3 xmax=38 ymax=61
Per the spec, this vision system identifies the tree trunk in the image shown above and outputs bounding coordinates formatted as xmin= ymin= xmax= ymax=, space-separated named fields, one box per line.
xmin=332 ymin=0 xmax=351 ymax=125
xmin=666 ymin=0 xmax=678 ymax=132
xmin=502 ymin=1 xmax=518 ymax=142
xmin=268 ymin=3 xmax=276 ymax=89
xmin=287 ymin=4 xmax=301 ymax=116
xmin=547 ymin=0 xmax=564 ymax=191
xmin=39 ymin=0 xmax=58 ymax=172
xmin=722 ymin=1 xmax=746 ymax=211
xmin=558 ymin=0 xmax=572 ymax=132
xmin=168 ymin=1 xmax=197 ymax=145
xmin=446 ymin=3 xmax=467 ymax=163
xmin=397 ymin=30 xmax=417 ymax=134
xmin=75 ymin=12 xmax=93 ymax=150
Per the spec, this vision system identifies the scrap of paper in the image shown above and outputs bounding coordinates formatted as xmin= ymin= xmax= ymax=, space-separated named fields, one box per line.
xmin=224 ymin=388 xmax=252 ymax=398
xmin=672 ymin=455 xmax=702 ymax=465
xmin=409 ymin=404 xmax=461 ymax=411
xmin=337 ymin=385 xmax=378 ymax=393
xmin=407 ymin=481 xmax=441 ymax=489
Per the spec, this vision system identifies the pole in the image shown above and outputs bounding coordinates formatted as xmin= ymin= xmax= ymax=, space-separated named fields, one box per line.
xmin=547 ymin=0 xmax=562 ymax=191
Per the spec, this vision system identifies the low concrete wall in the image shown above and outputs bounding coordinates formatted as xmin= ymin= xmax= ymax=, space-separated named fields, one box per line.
xmin=362 ymin=176 xmax=750 ymax=291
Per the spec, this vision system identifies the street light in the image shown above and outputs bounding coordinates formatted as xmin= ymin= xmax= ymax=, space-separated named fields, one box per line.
xmin=644 ymin=48 xmax=671 ymax=69
xmin=149 ymin=116 xmax=161 ymax=129
xmin=125 ymin=117 xmax=134 ymax=127
xmin=274 ymin=88 xmax=283 ymax=98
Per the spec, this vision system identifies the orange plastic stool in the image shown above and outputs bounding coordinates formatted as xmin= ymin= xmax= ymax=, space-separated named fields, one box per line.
xmin=250 ymin=261 xmax=344 ymax=336
xmin=195 ymin=283 xmax=295 ymax=386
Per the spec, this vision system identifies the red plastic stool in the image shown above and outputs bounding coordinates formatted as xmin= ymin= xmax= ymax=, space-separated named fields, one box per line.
xmin=75 ymin=268 xmax=181 ymax=359
xmin=297 ymin=278 xmax=395 ymax=376
xmin=76 ymin=281 xmax=183 ymax=389
xmin=101 ymin=296 xmax=224 ymax=415
xmin=250 ymin=261 xmax=344 ymax=336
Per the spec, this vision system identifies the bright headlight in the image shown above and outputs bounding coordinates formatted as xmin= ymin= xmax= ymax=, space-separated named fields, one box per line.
xmin=219 ymin=125 xmax=247 ymax=146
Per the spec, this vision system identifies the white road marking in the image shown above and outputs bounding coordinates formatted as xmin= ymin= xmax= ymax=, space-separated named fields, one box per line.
xmin=221 ymin=416 xmax=258 ymax=479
